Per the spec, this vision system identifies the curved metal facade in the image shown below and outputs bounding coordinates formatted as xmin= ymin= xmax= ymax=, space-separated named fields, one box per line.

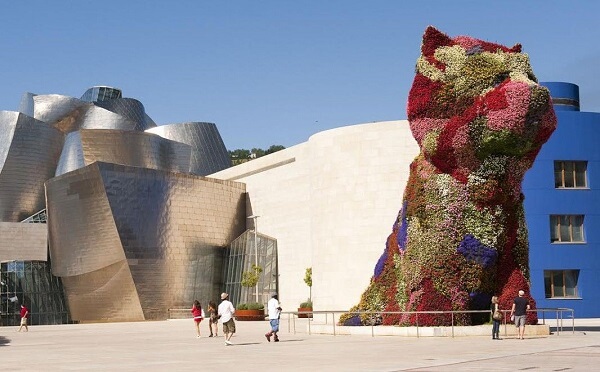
xmin=2 ymin=86 xmax=239 ymax=324
xmin=55 ymin=131 xmax=85 ymax=176
xmin=32 ymin=94 xmax=155 ymax=133
xmin=46 ymin=162 xmax=246 ymax=322
xmin=146 ymin=122 xmax=231 ymax=175
xmin=94 ymin=98 xmax=155 ymax=131
xmin=55 ymin=129 xmax=192 ymax=176
xmin=0 ymin=111 xmax=63 ymax=221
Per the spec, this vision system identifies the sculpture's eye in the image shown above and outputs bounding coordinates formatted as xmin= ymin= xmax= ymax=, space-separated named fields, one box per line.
xmin=527 ymin=72 xmax=537 ymax=83
xmin=493 ymin=72 xmax=509 ymax=87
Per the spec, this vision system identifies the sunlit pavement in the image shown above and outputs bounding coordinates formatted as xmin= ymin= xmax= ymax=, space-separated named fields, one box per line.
xmin=2 ymin=318 xmax=599 ymax=371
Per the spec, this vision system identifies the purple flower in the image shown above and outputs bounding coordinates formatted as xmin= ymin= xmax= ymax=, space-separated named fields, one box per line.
xmin=396 ymin=201 xmax=409 ymax=252
xmin=456 ymin=234 xmax=498 ymax=268
xmin=469 ymin=292 xmax=492 ymax=310
xmin=343 ymin=315 xmax=363 ymax=326
xmin=374 ymin=249 xmax=387 ymax=278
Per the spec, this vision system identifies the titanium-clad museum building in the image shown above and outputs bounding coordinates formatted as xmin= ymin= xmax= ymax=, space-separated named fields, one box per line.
xmin=0 ymin=86 xmax=278 ymax=325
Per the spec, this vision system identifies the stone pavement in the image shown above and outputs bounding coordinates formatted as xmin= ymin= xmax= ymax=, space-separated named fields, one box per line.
xmin=2 ymin=318 xmax=599 ymax=371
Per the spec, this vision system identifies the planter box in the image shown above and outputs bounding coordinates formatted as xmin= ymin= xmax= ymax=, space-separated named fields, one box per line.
xmin=298 ymin=307 xmax=313 ymax=319
xmin=235 ymin=309 xmax=265 ymax=321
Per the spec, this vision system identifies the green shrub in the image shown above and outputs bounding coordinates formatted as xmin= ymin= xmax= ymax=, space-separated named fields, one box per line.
xmin=236 ymin=302 xmax=264 ymax=311
xmin=299 ymin=299 xmax=313 ymax=308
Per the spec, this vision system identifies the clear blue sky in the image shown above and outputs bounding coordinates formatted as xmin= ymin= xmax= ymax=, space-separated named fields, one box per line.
xmin=1 ymin=1 xmax=599 ymax=150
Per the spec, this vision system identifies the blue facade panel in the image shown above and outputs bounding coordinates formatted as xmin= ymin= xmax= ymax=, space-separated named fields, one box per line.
xmin=524 ymin=83 xmax=600 ymax=317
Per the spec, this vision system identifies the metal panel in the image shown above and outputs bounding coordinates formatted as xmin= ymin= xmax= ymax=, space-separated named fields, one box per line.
xmin=0 ymin=111 xmax=64 ymax=222
xmin=18 ymin=92 xmax=36 ymax=117
xmin=32 ymin=94 xmax=147 ymax=133
xmin=146 ymin=122 xmax=231 ymax=175
xmin=0 ymin=222 xmax=47 ymax=262
xmin=80 ymin=130 xmax=191 ymax=174
xmin=60 ymin=260 xmax=144 ymax=322
xmin=47 ymin=164 xmax=126 ymax=277
xmin=55 ymin=131 xmax=85 ymax=176
xmin=94 ymin=98 xmax=156 ymax=131
xmin=55 ymin=130 xmax=192 ymax=176
xmin=46 ymin=162 xmax=246 ymax=321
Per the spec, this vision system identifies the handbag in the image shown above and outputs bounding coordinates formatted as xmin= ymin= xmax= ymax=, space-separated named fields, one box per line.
xmin=493 ymin=309 xmax=503 ymax=321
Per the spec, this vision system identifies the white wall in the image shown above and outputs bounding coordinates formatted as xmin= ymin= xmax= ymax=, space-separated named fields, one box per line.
xmin=211 ymin=120 xmax=419 ymax=312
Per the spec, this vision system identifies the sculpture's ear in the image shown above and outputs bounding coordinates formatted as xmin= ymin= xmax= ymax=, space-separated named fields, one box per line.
xmin=422 ymin=26 xmax=453 ymax=57
xmin=510 ymin=43 xmax=522 ymax=53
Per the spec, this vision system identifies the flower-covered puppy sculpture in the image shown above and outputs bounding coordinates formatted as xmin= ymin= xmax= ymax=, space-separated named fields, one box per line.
xmin=344 ymin=27 xmax=556 ymax=326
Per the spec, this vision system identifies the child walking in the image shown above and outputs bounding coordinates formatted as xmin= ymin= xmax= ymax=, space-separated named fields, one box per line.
xmin=191 ymin=300 xmax=205 ymax=338
xmin=207 ymin=300 xmax=219 ymax=337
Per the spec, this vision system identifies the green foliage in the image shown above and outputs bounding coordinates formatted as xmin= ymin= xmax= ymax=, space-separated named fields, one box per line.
xmin=229 ymin=149 xmax=251 ymax=165
xmin=236 ymin=302 xmax=264 ymax=310
xmin=304 ymin=267 xmax=312 ymax=287
xmin=228 ymin=145 xmax=286 ymax=165
xmin=241 ymin=264 xmax=262 ymax=288
xmin=299 ymin=299 xmax=313 ymax=308
xmin=265 ymin=145 xmax=285 ymax=155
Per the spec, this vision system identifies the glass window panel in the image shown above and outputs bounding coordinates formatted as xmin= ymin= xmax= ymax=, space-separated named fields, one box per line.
xmin=554 ymin=172 xmax=563 ymax=188
xmin=565 ymin=270 xmax=579 ymax=297
xmin=572 ymin=216 xmax=584 ymax=242
xmin=554 ymin=162 xmax=564 ymax=188
xmin=544 ymin=271 xmax=552 ymax=298
xmin=553 ymin=271 xmax=565 ymax=297
xmin=564 ymin=162 xmax=575 ymax=187
xmin=550 ymin=216 xmax=559 ymax=242
xmin=559 ymin=216 xmax=571 ymax=242
xmin=575 ymin=162 xmax=587 ymax=187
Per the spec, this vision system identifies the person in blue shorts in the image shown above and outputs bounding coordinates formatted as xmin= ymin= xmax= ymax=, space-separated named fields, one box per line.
xmin=265 ymin=293 xmax=282 ymax=342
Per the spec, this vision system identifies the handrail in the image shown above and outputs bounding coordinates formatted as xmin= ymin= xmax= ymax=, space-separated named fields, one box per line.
xmin=283 ymin=307 xmax=575 ymax=337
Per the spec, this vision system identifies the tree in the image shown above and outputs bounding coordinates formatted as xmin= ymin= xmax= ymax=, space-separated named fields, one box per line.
xmin=241 ymin=264 xmax=263 ymax=303
xmin=251 ymin=148 xmax=265 ymax=158
xmin=265 ymin=145 xmax=285 ymax=155
xmin=304 ymin=267 xmax=312 ymax=303
xmin=228 ymin=145 xmax=286 ymax=164
xmin=229 ymin=149 xmax=251 ymax=165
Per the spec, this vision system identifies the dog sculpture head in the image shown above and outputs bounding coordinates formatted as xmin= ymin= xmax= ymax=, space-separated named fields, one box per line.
xmin=407 ymin=27 xmax=556 ymax=184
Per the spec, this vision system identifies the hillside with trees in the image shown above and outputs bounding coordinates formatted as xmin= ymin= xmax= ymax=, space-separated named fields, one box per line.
xmin=229 ymin=145 xmax=285 ymax=165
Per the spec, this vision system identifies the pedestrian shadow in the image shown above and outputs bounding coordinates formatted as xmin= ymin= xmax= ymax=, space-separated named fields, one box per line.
xmin=0 ymin=336 xmax=9 ymax=346
xmin=231 ymin=342 xmax=262 ymax=346
xmin=271 ymin=339 xmax=304 ymax=343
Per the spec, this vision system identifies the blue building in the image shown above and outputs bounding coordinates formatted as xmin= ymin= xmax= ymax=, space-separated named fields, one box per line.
xmin=524 ymin=82 xmax=600 ymax=318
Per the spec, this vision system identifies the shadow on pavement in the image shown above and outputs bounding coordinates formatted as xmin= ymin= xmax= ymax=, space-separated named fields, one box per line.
xmin=0 ymin=336 xmax=9 ymax=346
xmin=230 ymin=342 xmax=262 ymax=346
xmin=551 ymin=326 xmax=600 ymax=333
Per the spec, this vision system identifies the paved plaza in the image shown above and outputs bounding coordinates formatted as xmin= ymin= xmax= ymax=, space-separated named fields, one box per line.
xmin=2 ymin=318 xmax=599 ymax=371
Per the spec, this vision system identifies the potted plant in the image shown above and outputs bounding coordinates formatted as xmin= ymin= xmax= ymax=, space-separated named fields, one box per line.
xmin=298 ymin=267 xmax=313 ymax=318
xmin=235 ymin=264 xmax=265 ymax=321
xmin=235 ymin=302 xmax=265 ymax=321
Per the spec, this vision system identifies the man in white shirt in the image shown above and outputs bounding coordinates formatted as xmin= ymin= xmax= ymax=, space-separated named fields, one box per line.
xmin=265 ymin=293 xmax=282 ymax=342
xmin=218 ymin=292 xmax=236 ymax=345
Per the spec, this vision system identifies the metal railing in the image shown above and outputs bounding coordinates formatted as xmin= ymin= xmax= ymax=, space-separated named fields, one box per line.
xmin=283 ymin=307 xmax=575 ymax=337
